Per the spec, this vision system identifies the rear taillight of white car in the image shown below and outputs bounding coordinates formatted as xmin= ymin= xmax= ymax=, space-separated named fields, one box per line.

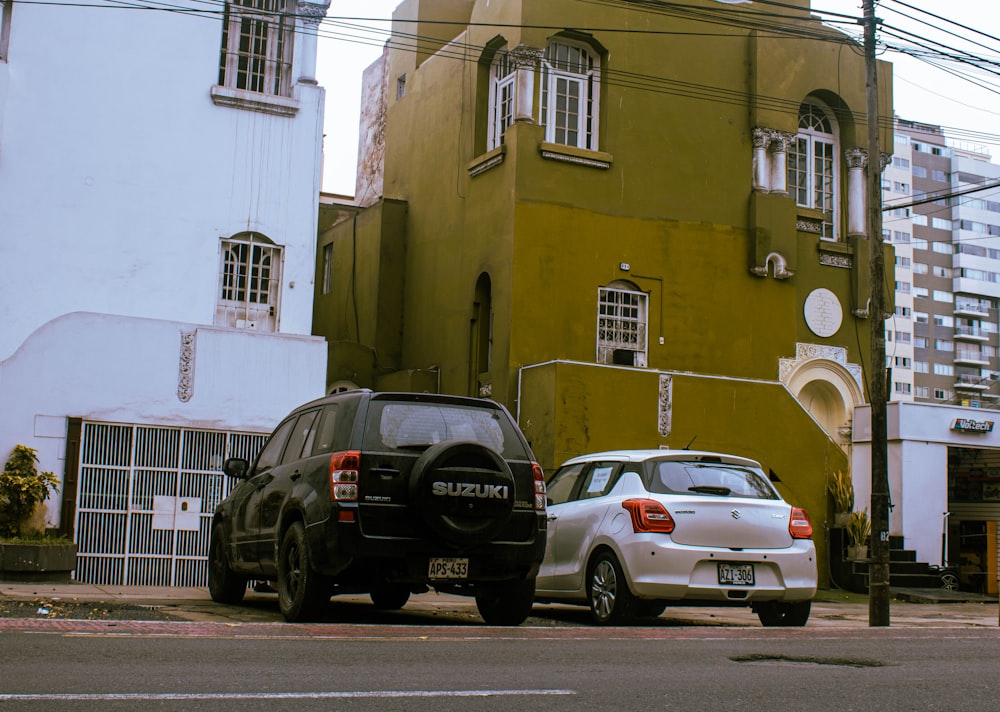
xmin=622 ymin=498 xmax=675 ymax=534
xmin=329 ymin=450 xmax=360 ymax=503
xmin=532 ymin=462 xmax=546 ymax=512
xmin=789 ymin=506 xmax=813 ymax=539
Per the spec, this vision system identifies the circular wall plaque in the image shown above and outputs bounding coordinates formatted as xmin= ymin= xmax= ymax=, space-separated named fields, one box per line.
xmin=804 ymin=288 xmax=843 ymax=338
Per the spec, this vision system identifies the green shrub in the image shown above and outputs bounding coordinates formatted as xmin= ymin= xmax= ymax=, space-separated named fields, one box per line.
xmin=827 ymin=470 xmax=854 ymax=514
xmin=847 ymin=508 xmax=871 ymax=548
xmin=0 ymin=445 xmax=60 ymax=538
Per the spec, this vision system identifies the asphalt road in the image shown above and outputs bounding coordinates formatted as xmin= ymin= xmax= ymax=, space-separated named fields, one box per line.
xmin=1 ymin=621 xmax=998 ymax=711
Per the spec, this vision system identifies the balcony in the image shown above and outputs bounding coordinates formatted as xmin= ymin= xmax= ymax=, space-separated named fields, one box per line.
xmin=955 ymin=350 xmax=991 ymax=366
xmin=955 ymin=302 xmax=991 ymax=317
xmin=954 ymin=326 xmax=990 ymax=342
xmin=954 ymin=375 xmax=991 ymax=391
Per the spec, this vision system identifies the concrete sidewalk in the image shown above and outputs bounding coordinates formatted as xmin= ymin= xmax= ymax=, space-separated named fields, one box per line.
xmin=1 ymin=581 xmax=997 ymax=627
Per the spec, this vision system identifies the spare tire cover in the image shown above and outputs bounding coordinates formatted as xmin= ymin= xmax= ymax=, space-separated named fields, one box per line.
xmin=409 ymin=440 xmax=516 ymax=545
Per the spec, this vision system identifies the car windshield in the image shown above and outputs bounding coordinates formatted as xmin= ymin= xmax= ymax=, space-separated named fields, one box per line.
xmin=647 ymin=460 xmax=778 ymax=499
xmin=371 ymin=402 xmax=514 ymax=456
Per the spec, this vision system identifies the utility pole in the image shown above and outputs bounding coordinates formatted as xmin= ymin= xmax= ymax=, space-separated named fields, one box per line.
xmin=864 ymin=0 xmax=891 ymax=627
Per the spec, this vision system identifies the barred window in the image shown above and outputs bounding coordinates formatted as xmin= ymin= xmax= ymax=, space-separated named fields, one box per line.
xmin=597 ymin=283 xmax=647 ymax=367
xmin=218 ymin=0 xmax=294 ymax=97
xmin=216 ymin=233 xmax=282 ymax=332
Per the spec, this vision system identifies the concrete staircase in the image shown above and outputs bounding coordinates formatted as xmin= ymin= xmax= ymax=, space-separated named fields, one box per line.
xmin=829 ymin=529 xmax=953 ymax=593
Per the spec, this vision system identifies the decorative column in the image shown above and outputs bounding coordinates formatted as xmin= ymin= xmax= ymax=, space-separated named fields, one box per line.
xmin=768 ymin=131 xmax=793 ymax=196
xmin=511 ymin=45 xmax=543 ymax=123
xmin=845 ymin=147 xmax=867 ymax=238
xmin=296 ymin=1 xmax=330 ymax=84
xmin=752 ymin=128 xmax=771 ymax=192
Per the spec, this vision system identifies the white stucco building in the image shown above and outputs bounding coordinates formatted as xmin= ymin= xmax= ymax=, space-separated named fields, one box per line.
xmin=853 ymin=401 xmax=1000 ymax=593
xmin=0 ymin=0 xmax=330 ymax=584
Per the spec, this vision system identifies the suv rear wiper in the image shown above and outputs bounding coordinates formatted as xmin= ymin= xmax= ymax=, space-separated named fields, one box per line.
xmin=688 ymin=485 xmax=731 ymax=496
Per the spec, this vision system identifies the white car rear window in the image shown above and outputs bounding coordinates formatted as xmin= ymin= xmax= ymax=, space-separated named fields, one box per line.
xmin=649 ymin=461 xmax=778 ymax=499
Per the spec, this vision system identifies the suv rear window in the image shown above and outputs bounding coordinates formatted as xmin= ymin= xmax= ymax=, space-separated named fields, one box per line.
xmin=646 ymin=461 xmax=778 ymax=499
xmin=363 ymin=401 xmax=523 ymax=458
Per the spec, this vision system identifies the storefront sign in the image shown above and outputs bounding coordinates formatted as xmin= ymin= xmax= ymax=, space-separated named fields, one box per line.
xmin=952 ymin=418 xmax=995 ymax=433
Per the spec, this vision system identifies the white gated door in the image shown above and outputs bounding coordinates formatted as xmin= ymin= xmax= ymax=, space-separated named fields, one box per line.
xmin=74 ymin=421 xmax=268 ymax=586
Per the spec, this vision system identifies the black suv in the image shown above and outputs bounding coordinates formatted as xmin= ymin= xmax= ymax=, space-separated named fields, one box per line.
xmin=208 ymin=390 xmax=547 ymax=624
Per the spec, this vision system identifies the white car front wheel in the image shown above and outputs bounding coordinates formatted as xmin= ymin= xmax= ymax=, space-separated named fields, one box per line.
xmin=589 ymin=552 xmax=636 ymax=625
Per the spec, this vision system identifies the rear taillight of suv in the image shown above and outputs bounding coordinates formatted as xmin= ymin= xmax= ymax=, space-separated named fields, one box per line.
xmin=532 ymin=462 xmax=546 ymax=512
xmin=622 ymin=498 xmax=675 ymax=534
xmin=329 ymin=450 xmax=360 ymax=502
xmin=789 ymin=507 xmax=813 ymax=539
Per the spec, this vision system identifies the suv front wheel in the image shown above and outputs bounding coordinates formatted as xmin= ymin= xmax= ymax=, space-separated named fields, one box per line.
xmin=207 ymin=524 xmax=247 ymax=605
xmin=475 ymin=578 xmax=536 ymax=626
xmin=277 ymin=521 xmax=330 ymax=622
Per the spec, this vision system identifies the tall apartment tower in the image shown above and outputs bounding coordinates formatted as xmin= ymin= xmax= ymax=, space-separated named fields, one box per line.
xmin=887 ymin=120 xmax=1000 ymax=408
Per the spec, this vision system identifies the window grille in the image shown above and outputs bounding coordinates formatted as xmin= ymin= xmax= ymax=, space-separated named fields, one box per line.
xmin=74 ymin=422 xmax=268 ymax=586
xmin=217 ymin=233 xmax=282 ymax=331
xmin=219 ymin=0 xmax=294 ymax=97
xmin=597 ymin=286 xmax=647 ymax=367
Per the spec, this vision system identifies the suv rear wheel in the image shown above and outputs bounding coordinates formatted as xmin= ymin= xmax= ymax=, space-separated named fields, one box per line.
xmin=277 ymin=521 xmax=330 ymax=622
xmin=475 ymin=578 xmax=536 ymax=626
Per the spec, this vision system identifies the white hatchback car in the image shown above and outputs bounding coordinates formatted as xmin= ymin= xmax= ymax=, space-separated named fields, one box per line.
xmin=535 ymin=449 xmax=817 ymax=626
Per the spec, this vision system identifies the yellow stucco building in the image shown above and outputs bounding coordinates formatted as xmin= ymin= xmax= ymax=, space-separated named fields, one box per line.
xmin=314 ymin=0 xmax=894 ymax=582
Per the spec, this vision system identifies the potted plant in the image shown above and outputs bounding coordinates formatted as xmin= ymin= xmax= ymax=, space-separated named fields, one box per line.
xmin=827 ymin=470 xmax=854 ymax=527
xmin=846 ymin=508 xmax=871 ymax=561
xmin=0 ymin=445 xmax=76 ymax=581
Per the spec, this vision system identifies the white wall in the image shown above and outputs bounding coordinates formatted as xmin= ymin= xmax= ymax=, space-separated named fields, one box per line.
xmin=0 ymin=313 xmax=327 ymax=527
xmin=0 ymin=0 xmax=326 ymax=359
xmin=853 ymin=400 xmax=1000 ymax=564
xmin=0 ymin=0 xmax=331 ymax=528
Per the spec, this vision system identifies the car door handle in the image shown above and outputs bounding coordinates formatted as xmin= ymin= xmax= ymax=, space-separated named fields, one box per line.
xmin=547 ymin=514 xmax=558 ymax=521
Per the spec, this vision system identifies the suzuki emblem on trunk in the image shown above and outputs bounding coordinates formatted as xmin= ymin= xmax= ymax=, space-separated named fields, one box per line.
xmin=730 ymin=509 xmax=742 ymax=519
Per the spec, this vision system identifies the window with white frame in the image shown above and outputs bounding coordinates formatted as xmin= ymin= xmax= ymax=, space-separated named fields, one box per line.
xmin=218 ymin=0 xmax=294 ymax=97
xmin=933 ymin=363 xmax=954 ymax=376
xmin=488 ymin=49 xmax=516 ymax=151
xmin=915 ymin=385 xmax=930 ymax=398
xmin=216 ymin=233 xmax=282 ymax=331
xmin=597 ymin=282 xmax=647 ymax=367
xmin=788 ymin=102 xmax=838 ymax=240
xmin=541 ymin=40 xmax=600 ymax=150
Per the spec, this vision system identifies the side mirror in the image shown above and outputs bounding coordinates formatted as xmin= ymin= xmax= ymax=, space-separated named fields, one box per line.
xmin=223 ymin=457 xmax=250 ymax=479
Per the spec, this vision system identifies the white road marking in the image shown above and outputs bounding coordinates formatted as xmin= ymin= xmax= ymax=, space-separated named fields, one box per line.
xmin=0 ymin=689 xmax=576 ymax=701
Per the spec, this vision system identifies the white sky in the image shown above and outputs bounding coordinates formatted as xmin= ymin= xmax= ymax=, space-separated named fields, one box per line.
xmin=316 ymin=0 xmax=1000 ymax=196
